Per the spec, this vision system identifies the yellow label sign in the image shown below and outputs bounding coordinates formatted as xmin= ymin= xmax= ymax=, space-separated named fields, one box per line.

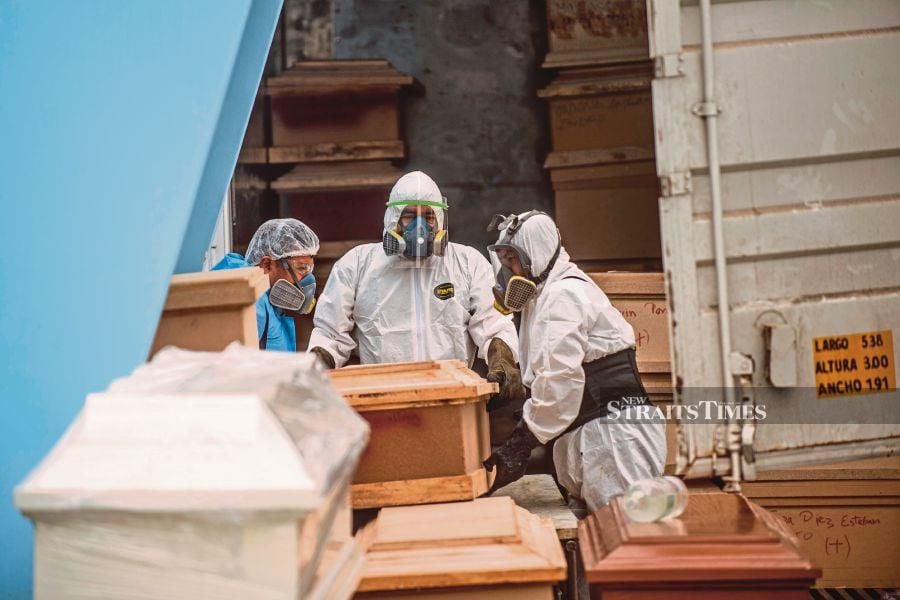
xmin=813 ymin=330 xmax=896 ymax=398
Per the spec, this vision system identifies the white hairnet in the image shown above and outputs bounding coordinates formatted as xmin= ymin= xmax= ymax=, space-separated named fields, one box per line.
xmin=495 ymin=212 xmax=562 ymax=278
xmin=245 ymin=218 xmax=320 ymax=265
xmin=383 ymin=171 xmax=447 ymax=234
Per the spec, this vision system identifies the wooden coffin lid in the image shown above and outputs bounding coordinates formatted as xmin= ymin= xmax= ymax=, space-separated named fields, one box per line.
xmin=741 ymin=455 xmax=900 ymax=500
xmin=357 ymin=497 xmax=566 ymax=592
xmin=269 ymin=160 xmax=403 ymax=191
xmin=267 ymin=59 xmax=413 ymax=93
xmin=579 ymin=492 xmax=821 ymax=585
xmin=162 ymin=267 xmax=268 ymax=312
xmin=587 ymin=271 xmax=664 ymax=296
xmin=328 ymin=360 xmax=497 ymax=411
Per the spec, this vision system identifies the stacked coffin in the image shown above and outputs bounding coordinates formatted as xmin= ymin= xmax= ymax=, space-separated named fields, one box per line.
xmin=246 ymin=59 xmax=414 ymax=348
xmin=15 ymin=345 xmax=370 ymax=600
xmin=741 ymin=456 xmax=900 ymax=590
xmin=539 ymin=0 xmax=661 ymax=272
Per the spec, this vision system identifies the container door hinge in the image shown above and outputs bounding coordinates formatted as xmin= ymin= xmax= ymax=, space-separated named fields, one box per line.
xmin=660 ymin=171 xmax=692 ymax=197
xmin=654 ymin=53 xmax=684 ymax=78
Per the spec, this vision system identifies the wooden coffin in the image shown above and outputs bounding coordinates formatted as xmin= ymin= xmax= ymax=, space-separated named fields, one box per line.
xmin=579 ymin=491 xmax=821 ymax=599
xmin=587 ymin=272 xmax=674 ymax=467
xmin=543 ymin=0 xmax=650 ymax=69
xmin=741 ymin=456 xmax=900 ymax=589
xmin=541 ymin=65 xmax=661 ymax=267
xmin=266 ymin=59 xmax=412 ymax=163
xmin=355 ymin=497 xmax=567 ymax=599
xmin=329 ymin=360 xmax=497 ymax=509
xmin=150 ymin=267 xmax=268 ymax=356
xmin=587 ymin=272 xmax=671 ymax=398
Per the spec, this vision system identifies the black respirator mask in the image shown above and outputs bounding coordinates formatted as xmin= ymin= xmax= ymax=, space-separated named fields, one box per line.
xmin=487 ymin=211 xmax=561 ymax=315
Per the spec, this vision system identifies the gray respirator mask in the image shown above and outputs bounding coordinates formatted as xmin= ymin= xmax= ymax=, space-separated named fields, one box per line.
xmin=487 ymin=211 xmax=561 ymax=314
xmin=268 ymin=260 xmax=316 ymax=314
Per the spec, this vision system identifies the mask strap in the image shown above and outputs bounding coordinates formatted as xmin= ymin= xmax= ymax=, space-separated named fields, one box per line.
xmin=280 ymin=258 xmax=302 ymax=287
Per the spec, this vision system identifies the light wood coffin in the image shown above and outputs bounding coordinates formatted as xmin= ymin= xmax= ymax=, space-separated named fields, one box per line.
xmin=150 ymin=267 xmax=268 ymax=356
xmin=329 ymin=360 xmax=497 ymax=509
xmin=741 ymin=456 xmax=900 ymax=589
xmin=579 ymin=492 xmax=821 ymax=599
xmin=355 ymin=497 xmax=567 ymax=599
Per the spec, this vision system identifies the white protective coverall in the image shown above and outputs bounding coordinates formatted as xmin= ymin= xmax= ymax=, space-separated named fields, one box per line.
xmin=500 ymin=213 xmax=666 ymax=511
xmin=309 ymin=171 xmax=519 ymax=367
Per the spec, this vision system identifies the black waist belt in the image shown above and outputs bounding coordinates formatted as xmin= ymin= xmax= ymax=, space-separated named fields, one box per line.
xmin=557 ymin=347 xmax=652 ymax=439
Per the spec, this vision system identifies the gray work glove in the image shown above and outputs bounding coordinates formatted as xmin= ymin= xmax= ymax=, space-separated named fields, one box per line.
xmin=310 ymin=346 xmax=336 ymax=370
xmin=486 ymin=338 xmax=526 ymax=412
xmin=483 ymin=419 xmax=541 ymax=495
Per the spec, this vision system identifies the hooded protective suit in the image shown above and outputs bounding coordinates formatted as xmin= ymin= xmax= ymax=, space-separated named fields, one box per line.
xmin=308 ymin=171 xmax=519 ymax=367
xmin=493 ymin=212 xmax=666 ymax=511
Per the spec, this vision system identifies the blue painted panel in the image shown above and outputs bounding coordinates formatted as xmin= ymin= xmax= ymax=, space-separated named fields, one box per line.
xmin=0 ymin=1 xmax=281 ymax=595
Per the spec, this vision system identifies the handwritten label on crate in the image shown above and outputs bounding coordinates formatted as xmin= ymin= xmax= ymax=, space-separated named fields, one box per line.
xmin=770 ymin=507 xmax=899 ymax=572
xmin=813 ymin=330 xmax=895 ymax=398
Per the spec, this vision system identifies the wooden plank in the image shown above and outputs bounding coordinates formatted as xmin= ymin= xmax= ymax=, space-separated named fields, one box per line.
xmin=329 ymin=360 xmax=497 ymax=411
xmin=358 ymin=498 xmax=566 ymax=591
xmin=351 ymin=469 xmax=490 ymax=510
xmin=357 ymin=583 xmax=554 ymax=599
xmin=271 ymin=160 xmax=402 ymax=192
xmin=237 ymin=146 xmax=267 ymax=164
xmin=588 ymin=272 xmax=664 ymax=296
xmin=162 ymin=267 xmax=268 ymax=311
xmin=371 ymin=496 xmax=521 ymax=551
xmin=544 ymin=146 xmax=654 ymax=169
xmin=268 ymin=140 xmax=405 ymax=165
xmin=267 ymin=59 xmax=413 ymax=90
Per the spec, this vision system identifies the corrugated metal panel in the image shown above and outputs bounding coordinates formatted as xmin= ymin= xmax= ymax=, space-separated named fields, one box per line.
xmin=649 ymin=0 xmax=900 ymax=481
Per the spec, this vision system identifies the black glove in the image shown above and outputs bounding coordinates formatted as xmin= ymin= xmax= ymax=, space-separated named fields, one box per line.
xmin=310 ymin=346 xmax=336 ymax=370
xmin=483 ymin=419 xmax=541 ymax=495
xmin=486 ymin=338 xmax=526 ymax=412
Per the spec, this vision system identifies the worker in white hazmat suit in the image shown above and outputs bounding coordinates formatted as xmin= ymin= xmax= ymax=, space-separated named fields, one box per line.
xmin=308 ymin=171 xmax=525 ymax=405
xmin=482 ymin=211 xmax=667 ymax=512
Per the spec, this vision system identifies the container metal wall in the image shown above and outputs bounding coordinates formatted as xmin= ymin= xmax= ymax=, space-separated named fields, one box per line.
xmin=649 ymin=0 xmax=900 ymax=478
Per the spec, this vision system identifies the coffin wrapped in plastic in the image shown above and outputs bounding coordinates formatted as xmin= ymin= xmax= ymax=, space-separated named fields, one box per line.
xmin=15 ymin=344 xmax=369 ymax=600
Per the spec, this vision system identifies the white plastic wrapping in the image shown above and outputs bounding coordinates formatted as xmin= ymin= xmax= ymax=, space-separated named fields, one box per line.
xmin=16 ymin=344 xmax=369 ymax=600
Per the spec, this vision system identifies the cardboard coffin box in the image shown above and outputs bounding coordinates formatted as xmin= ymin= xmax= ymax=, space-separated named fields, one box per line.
xmin=356 ymin=497 xmax=566 ymax=599
xmin=329 ymin=360 xmax=497 ymax=509
xmin=579 ymin=492 xmax=820 ymax=599
xmin=150 ymin=267 xmax=268 ymax=356
xmin=741 ymin=456 xmax=900 ymax=589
